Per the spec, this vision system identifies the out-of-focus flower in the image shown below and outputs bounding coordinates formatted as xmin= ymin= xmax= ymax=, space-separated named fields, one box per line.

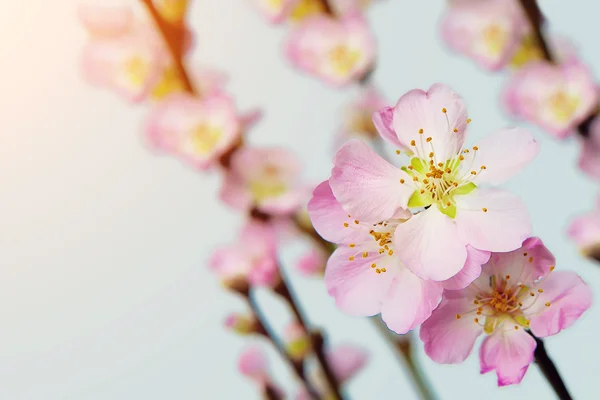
xmin=295 ymin=246 xmax=328 ymax=277
xmin=568 ymin=196 xmax=600 ymax=259
xmin=220 ymin=147 xmax=305 ymax=216
xmin=296 ymin=344 xmax=368 ymax=399
xmin=577 ymin=117 xmax=600 ymax=180
xmin=239 ymin=346 xmax=270 ymax=381
xmin=503 ymin=60 xmax=598 ymax=139
xmin=440 ymin=0 xmax=526 ymax=71
xmin=253 ymin=0 xmax=301 ymax=24
xmin=420 ymin=237 xmax=592 ymax=386
xmin=285 ymin=13 xmax=375 ymax=86
xmin=153 ymin=0 xmax=190 ymax=24
xmin=224 ymin=313 xmax=260 ymax=335
xmin=334 ymin=83 xmax=536 ymax=282
xmin=308 ymin=180 xmax=451 ymax=333
xmin=288 ymin=0 xmax=326 ymax=22
xmin=145 ymin=93 xmax=241 ymax=170
xmin=209 ymin=220 xmax=280 ymax=290
xmin=284 ymin=323 xmax=312 ymax=361
xmin=335 ymin=85 xmax=388 ymax=149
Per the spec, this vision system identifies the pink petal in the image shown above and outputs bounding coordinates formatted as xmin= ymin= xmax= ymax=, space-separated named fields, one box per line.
xmin=568 ymin=211 xmax=600 ymax=252
xmin=455 ymin=188 xmax=531 ymax=252
xmin=238 ymin=345 xmax=269 ymax=381
xmin=327 ymin=344 xmax=368 ymax=383
xmin=464 ymin=127 xmax=539 ymax=185
xmin=487 ymin=236 xmax=555 ymax=286
xmin=372 ymin=106 xmax=404 ymax=148
xmin=308 ymin=180 xmax=364 ymax=244
xmin=479 ymin=329 xmax=536 ymax=386
xmin=528 ymin=271 xmax=592 ymax=337
xmin=442 ymin=246 xmax=490 ymax=290
xmin=219 ymin=172 xmax=253 ymax=212
xmin=577 ymin=118 xmax=600 ymax=180
xmin=392 ymin=83 xmax=468 ymax=160
xmin=420 ymin=297 xmax=482 ymax=363
xmin=78 ymin=3 xmax=133 ymax=37
xmin=380 ymin=268 xmax=443 ymax=334
xmin=330 ymin=139 xmax=412 ymax=222
xmin=393 ymin=207 xmax=467 ymax=281
xmin=295 ymin=247 xmax=327 ymax=277
xmin=324 ymin=247 xmax=397 ymax=316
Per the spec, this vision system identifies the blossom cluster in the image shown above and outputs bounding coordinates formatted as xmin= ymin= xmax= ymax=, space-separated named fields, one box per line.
xmin=440 ymin=0 xmax=600 ymax=180
xmin=308 ymin=83 xmax=592 ymax=385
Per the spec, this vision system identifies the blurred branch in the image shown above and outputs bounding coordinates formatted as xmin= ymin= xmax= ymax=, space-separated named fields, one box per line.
xmin=516 ymin=0 xmax=595 ymax=139
xmin=371 ymin=317 xmax=438 ymax=400
xmin=139 ymin=0 xmax=196 ymax=94
xmin=528 ymin=331 xmax=573 ymax=400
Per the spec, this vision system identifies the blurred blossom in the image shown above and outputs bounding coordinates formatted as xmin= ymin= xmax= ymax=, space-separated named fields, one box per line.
xmin=285 ymin=13 xmax=375 ymax=86
xmin=335 ymin=85 xmax=387 ymax=149
xmin=503 ymin=60 xmax=598 ymax=139
xmin=209 ymin=220 xmax=280 ymax=290
xmin=577 ymin=117 xmax=600 ymax=180
xmin=253 ymin=0 xmax=301 ymax=24
xmin=288 ymin=0 xmax=326 ymax=23
xmin=440 ymin=0 xmax=526 ymax=71
xmin=568 ymin=196 xmax=600 ymax=259
xmin=296 ymin=344 xmax=368 ymax=399
xmin=420 ymin=238 xmax=592 ymax=386
xmin=224 ymin=313 xmax=260 ymax=335
xmin=220 ymin=147 xmax=305 ymax=215
xmin=145 ymin=93 xmax=242 ymax=170
xmin=238 ymin=346 xmax=284 ymax=398
xmin=153 ymin=0 xmax=190 ymax=24
xmin=295 ymin=246 xmax=327 ymax=277
xmin=284 ymin=323 xmax=312 ymax=361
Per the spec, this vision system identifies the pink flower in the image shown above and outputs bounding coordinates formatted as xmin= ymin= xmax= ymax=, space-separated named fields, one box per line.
xmin=79 ymin=4 xmax=166 ymax=102
xmin=296 ymin=344 xmax=368 ymax=399
xmin=335 ymin=85 xmax=390 ymax=149
xmin=308 ymin=180 xmax=448 ymax=333
xmin=284 ymin=323 xmax=312 ymax=361
xmin=503 ymin=60 xmax=598 ymax=139
xmin=441 ymin=0 xmax=526 ymax=71
xmin=238 ymin=346 xmax=270 ymax=382
xmin=295 ymin=246 xmax=328 ymax=277
xmin=253 ymin=0 xmax=300 ymax=24
xmin=224 ymin=313 xmax=259 ymax=335
xmin=420 ymin=237 xmax=592 ymax=386
xmin=145 ymin=93 xmax=241 ymax=170
xmin=333 ymin=83 xmax=537 ymax=282
xmin=285 ymin=13 xmax=375 ymax=86
xmin=209 ymin=220 xmax=280 ymax=288
xmin=568 ymin=196 xmax=600 ymax=258
xmin=576 ymin=117 xmax=600 ymax=180
xmin=220 ymin=147 xmax=305 ymax=215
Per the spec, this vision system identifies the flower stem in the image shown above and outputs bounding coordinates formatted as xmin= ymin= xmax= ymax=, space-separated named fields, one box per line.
xmin=264 ymin=383 xmax=283 ymax=400
xmin=139 ymin=0 xmax=196 ymax=95
xmin=528 ymin=331 xmax=573 ymax=400
xmin=371 ymin=317 xmax=437 ymax=400
xmin=516 ymin=0 xmax=595 ymax=138
xmin=247 ymin=289 xmax=321 ymax=400
xmin=274 ymin=268 xmax=345 ymax=400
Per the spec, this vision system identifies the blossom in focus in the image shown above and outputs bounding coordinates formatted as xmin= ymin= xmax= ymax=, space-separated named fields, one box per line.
xmin=420 ymin=237 xmax=592 ymax=386
xmin=308 ymin=180 xmax=452 ymax=333
xmin=503 ymin=60 xmax=598 ymax=139
xmin=440 ymin=0 xmax=526 ymax=71
xmin=79 ymin=4 xmax=164 ymax=102
xmin=220 ymin=147 xmax=305 ymax=215
xmin=209 ymin=220 xmax=280 ymax=289
xmin=285 ymin=13 xmax=375 ymax=86
xmin=296 ymin=344 xmax=368 ymax=399
xmin=335 ymin=85 xmax=389 ymax=149
xmin=145 ymin=93 xmax=242 ymax=170
xmin=568 ymin=196 xmax=600 ymax=260
xmin=333 ymin=83 xmax=537 ymax=282
xmin=153 ymin=0 xmax=190 ymax=24
xmin=576 ymin=117 xmax=600 ymax=180
xmin=284 ymin=322 xmax=312 ymax=361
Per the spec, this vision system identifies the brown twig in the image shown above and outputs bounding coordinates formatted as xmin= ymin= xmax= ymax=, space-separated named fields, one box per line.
xmin=517 ymin=0 xmax=595 ymax=138
xmin=527 ymin=331 xmax=573 ymax=400
xmin=274 ymin=268 xmax=344 ymax=400
xmin=139 ymin=0 xmax=196 ymax=94
xmin=247 ymin=290 xmax=321 ymax=400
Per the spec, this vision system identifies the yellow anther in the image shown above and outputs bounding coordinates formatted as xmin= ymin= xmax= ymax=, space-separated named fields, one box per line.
xmin=426 ymin=137 xmax=433 ymax=142
xmin=423 ymin=179 xmax=429 ymax=184
xmin=371 ymin=263 xmax=376 ymax=268
xmin=362 ymin=252 xmax=368 ymax=258
xmin=471 ymin=171 xmax=477 ymax=175
xmin=530 ymin=292 xmax=535 ymax=297
xmin=381 ymin=267 xmax=387 ymax=272
xmin=474 ymin=318 xmax=479 ymax=323
xmin=550 ymin=266 xmax=555 ymax=271
xmin=459 ymin=155 xmax=465 ymax=161
xmin=349 ymin=243 xmax=355 ymax=248
xmin=514 ymin=325 xmax=519 ymax=330
xmin=354 ymin=220 xmax=359 ymax=224
xmin=467 ymin=118 xmax=472 ymax=123
xmin=410 ymin=140 xmax=416 ymax=146
xmin=456 ymin=314 xmax=461 ymax=319
xmin=428 ymin=152 xmax=434 ymax=158
xmin=481 ymin=165 xmax=487 ymax=170
xmin=412 ymin=176 xmax=418 ymax=181
xmin=505 ymin=275 xmax=511 ymax=280
xmin=482 ymin=208 xmax=488 ymax=213
xmin=396 ymin=149 xmax=401 ymax=155
xmin=438 ymin=162 xmax=443 ymax=167
xmin=376 ymin=269 xmax=381 ymax=274
xmin=538 ymin=288 xmax=544 ymax=293
xmin=400 ymin=179 xmax=405 ymax=184
xmin=388 ymin=249 xmax=394 ymax=256
xmin=442 ymin=108 xmax=447 ymax=113
xmin=349 ymin=256 xmax=355 ymax=261
xmin=545 ymin=302 xmax=551 ymax=307
xmin=343 ymin=223 xmax=349 ymax=227
xmin=473 ymin=146 xmax=479 ymax=151
xmin=420 ymin=189 xmax=425 ymax=194
xmin=418 ymin=128 xmax=424 ymax=134
xmin=453 ymin=128 xmax=458 ymax=133
xmin=528 ymin=257 xmax=534 ymax=263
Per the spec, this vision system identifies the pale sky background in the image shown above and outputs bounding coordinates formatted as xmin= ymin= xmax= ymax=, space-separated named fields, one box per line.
xmin=0 ymin=0 xmax=599 ymax=399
